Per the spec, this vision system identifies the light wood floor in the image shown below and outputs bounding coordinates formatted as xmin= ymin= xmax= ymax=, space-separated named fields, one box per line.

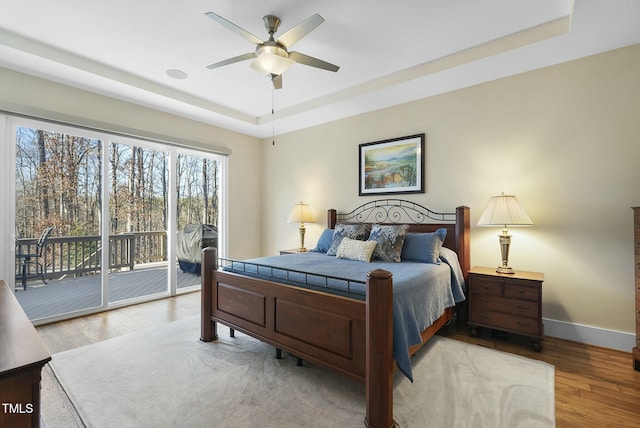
xmin=36 ymin=291 xmax=201 ymax=354
xmin=37 ymin=293 xmax=640 ymax=428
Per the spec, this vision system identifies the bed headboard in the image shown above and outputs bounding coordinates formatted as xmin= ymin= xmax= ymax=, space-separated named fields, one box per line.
xmin=327 ymin=199 xmax=470 ymax=280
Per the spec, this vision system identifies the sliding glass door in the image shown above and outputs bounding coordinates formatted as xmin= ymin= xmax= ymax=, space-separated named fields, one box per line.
xmin=7 ymin=114 xmax=226 ymax=322
xmin=176 ymin=151 xmax=222 ymax=290
xmin=14 ymin=122 xmax=105 ymax=320
xmin=108 ymin=140 xmax=170 ymax=304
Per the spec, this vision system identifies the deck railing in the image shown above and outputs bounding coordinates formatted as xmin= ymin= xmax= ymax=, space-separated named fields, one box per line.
xmin=15 ymin=231 xmax=168 ymax=281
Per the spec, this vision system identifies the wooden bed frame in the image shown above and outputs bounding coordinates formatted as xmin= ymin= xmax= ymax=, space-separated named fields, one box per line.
xmin=201 ymin=200 xmax=470 ymax=428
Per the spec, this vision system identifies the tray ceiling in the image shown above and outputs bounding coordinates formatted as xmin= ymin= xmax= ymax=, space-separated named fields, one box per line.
xmin=1 ymin=1 xmax=639 ymax=137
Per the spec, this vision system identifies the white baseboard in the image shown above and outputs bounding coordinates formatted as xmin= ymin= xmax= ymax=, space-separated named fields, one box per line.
xmin=543 ymin=318 xmax=635 ymax=352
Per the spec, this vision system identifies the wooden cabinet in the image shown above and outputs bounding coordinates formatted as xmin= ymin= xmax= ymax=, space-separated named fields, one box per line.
xmin=633 ymin=208 xmax=640 ymax=371
xmin=468 ymin=266 xmax=545 ymax=351
xmin=0 ymin=280 xmax=51 ymax=428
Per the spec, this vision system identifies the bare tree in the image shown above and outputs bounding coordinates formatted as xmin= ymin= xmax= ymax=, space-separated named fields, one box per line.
xmin=16 ymin=127 xmax=221 ymax=240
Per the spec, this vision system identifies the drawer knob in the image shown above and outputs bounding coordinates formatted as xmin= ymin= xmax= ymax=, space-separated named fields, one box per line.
xmin=517 ymin=321 xmax=530 ymax=327
xmin=480 ymin=312 xmax=490 ymax=319
xmin=517 ymin=288 xmax=525 ymax=294
xmin=517 ymin=304 xmax=530 ymax=310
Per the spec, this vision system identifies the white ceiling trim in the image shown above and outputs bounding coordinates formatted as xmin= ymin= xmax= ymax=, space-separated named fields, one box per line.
xmin=2 ymin=1 xmax=640 ymax=139
xmin=0 ymin=28 xmax=256 ymax=125
xmin=258 ymin=15 xmax=572 ymax=126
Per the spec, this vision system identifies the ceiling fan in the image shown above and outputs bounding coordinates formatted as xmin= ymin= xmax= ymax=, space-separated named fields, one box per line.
xmin=205 ymin=12 xmax=339 ymax=89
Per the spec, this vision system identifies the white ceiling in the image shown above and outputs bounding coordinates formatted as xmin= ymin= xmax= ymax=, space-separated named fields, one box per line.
xmin=1 ymin=1 xmax=639 ymax=138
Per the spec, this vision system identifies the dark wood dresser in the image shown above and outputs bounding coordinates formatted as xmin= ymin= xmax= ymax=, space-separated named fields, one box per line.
xmin=633 ymin=207 xmax=640 ymax=371
xmin=0 ymin=280 xmax=51 ymax=427
xmin=468 ymin=266 xmax=545 ymax=351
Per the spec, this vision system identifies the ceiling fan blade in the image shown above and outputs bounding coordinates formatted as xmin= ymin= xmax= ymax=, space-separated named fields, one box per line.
xmin=206 ymin=52 xmax=255 ymax=69
xmin=205 ymin=12 xmax=264 ymax=45
xmin=289 ymin=51 xmax=339 ymax=72
xmin=271 ymin=74 xmax=283 ymax=90
xmin=276 ymin=13 xmax=324 ymax=48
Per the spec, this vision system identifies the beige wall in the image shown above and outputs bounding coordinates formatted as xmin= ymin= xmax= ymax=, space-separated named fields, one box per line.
xmin=261 ymin=44 xmax=640 ymax=338
xmin=0 ymin=67 xmax=263 ymax=261
xmin=2 ymin=43 xmax=638 ymax=344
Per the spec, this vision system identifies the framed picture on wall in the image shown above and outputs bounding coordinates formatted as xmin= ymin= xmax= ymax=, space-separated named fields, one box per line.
xmin=359 ymin=133 xmax=425 ymax=195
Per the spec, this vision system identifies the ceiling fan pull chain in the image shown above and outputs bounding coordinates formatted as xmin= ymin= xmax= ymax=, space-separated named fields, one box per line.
xmin=272 ymin=85 xmax=275 ymax=146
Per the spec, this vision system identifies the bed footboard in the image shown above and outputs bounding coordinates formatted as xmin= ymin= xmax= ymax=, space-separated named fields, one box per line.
xmin=200 ymin=247 xmax=396 ymax=427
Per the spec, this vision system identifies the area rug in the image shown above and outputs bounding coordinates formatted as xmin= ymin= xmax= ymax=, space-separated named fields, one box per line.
xmin=48 ymin=316 xmax=555 ymax=427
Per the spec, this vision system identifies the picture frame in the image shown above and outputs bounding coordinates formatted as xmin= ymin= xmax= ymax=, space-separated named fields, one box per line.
xmin=359 ymin=133 xmax=425 ymax=195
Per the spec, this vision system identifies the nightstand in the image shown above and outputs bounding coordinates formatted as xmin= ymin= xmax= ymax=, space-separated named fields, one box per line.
xmin=279 ymin=249 xmax=301 ymax=255
xmin=468 ymin=266 xmax=545 ymax=351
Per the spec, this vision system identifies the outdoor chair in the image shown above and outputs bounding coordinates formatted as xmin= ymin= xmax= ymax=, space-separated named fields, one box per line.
xmin=16 ymin=227 xmax=53 ymax=290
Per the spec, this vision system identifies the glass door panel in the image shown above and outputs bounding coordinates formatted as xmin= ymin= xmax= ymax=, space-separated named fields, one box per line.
xmin=14 ymin=126 xmax=103 ymax=320
xmin=108 ymin=141 xmax=170 ymax=303
xmin=176 ymin=152 xmax=221 ymax=290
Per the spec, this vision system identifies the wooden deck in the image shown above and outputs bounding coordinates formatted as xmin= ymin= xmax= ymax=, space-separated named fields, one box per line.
xmin=14 ymin=263 xmax=201 ymax=321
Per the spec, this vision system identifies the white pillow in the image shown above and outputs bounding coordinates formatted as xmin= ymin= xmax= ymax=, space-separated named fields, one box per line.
xmin=336 ymin=237 xmax=377 ymax=263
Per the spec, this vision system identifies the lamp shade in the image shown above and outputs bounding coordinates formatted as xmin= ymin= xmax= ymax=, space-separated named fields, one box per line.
xmin=287 ymin=202 xmax=314 ymax=224
xmin=477 ymin=194 xmax=533 ymax=227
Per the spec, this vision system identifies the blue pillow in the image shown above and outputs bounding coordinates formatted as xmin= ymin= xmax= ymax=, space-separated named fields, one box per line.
xmin=401 ymin=228 xmax=447 ymax=264
xmin=312 ymin=228 xmax=335 ymax=253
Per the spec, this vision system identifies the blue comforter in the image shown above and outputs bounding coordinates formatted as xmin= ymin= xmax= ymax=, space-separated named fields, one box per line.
xmin=224 ymin=249 xmax=465 ymax=381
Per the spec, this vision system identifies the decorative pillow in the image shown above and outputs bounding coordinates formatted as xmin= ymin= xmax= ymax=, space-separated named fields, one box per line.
xmin=368 ymin=224 xmax=409 ymax=262
xmin=312 ymin=228 xmax=335 ymax=253
xmin=326 ymin=223 xmax=370 ymax=256
xmin=401 ymin=228 xmax=447 ymax=264
xmin=336 ymin=237 xmax=377 ymax=263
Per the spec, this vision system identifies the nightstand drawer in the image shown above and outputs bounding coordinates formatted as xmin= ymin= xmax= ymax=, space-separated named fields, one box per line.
xmin=504 ymin=284 xmax=540 ymax=301
xmin=470 ymin=309 xmax=540 ymax=335
xmin=470 ymin=294 xmax=539 ymax=318
xmin=469 ymin=276 xmax=504 ymax=296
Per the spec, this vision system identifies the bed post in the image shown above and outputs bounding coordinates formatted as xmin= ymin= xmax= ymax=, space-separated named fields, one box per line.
xmin=200 ymin=246 xmax=218 ymax=342
xmin=455 ymin=206 xmax=471 ymax=282
xmin=328 ymin=208 xmax=337 ymax=229
xmin=455 ymin=206 xmax=470 ymax=326
xmin=365 ymin=269 xmax=396 ymax=428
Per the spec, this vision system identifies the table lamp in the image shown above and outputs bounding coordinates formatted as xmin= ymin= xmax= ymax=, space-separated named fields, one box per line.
xmin=477 ymin=193 xmax=533 ymax=274
xmin=287 ymin=201 xmax=314 ymax=252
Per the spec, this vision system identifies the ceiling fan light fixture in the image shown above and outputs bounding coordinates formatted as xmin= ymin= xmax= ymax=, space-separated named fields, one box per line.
xmin=250 ymin=50 xmax=295 ymax=76
xmin=205 ymin=12 xmax=338 ymax=89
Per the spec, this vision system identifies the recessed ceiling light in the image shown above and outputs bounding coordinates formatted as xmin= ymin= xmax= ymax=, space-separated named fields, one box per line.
xmin=166 ymin=69 xmax=188 ymax=79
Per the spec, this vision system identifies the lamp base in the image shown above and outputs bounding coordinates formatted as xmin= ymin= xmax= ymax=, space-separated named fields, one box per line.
xmin=496 ymin=266 xmax=515 ymax=274
xmin=497 ymin=232 xmax=515 ymax=274
xmin=297 ymin=224 xmax=307 ymax=253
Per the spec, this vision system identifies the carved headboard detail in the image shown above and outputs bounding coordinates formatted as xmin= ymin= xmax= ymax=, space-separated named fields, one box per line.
xmin=327 ymin=199 xmax=470 ymax=280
